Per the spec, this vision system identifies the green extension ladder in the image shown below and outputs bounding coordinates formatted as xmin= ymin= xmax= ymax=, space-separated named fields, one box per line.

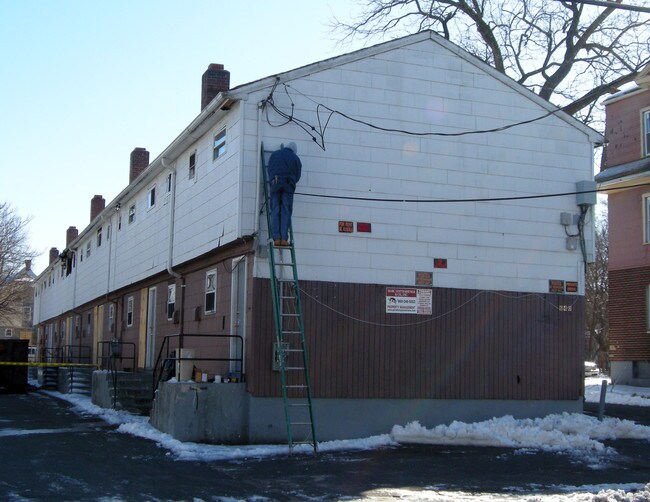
xmin=260 ymin=143 xmax=317 ymax=453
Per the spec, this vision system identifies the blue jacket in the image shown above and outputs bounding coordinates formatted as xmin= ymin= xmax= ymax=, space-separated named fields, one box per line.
xmin=267 ymin=147 xmax=302 ymax=184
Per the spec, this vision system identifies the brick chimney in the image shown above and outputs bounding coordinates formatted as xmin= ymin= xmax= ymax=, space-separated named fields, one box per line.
xmin=49 ymin=248 xmax=59 ymax=265
xmin=24 ymin=259 xmax=32 ymax=272
xmin=90 ymin=195 xmax=105 ymax=222
xmin=201 ymin=64 xmax=230 ymax=111
xmin=66 ymin=226 xmax=79 ymax=246
xmin=130 ymin=147 xmax=150 ymax=183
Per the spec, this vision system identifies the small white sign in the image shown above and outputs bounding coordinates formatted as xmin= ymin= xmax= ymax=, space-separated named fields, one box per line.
xmin=386 ymin=287 xmax=432 ymax=315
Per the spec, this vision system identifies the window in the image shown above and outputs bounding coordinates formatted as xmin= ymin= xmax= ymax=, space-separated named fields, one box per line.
xmin=85 ymin=312 xmax=92 ymax=338
xmin=643 ymin=110 xmax=650 ymax=155
xmin=645 ymin=195 xmax=650 ymax=244
xmin=205 ymin=270 xmax=217 ymax=314
xmin=128 ymin=204 xmax=136 ymax=224
xmin=647 ymin=285 xmax=650 ymax=331
xmin=22 ymin=306 xmax=32 ymax=325
xmin=167 ymin=284 xmax=176 ymax=321
xmin=147 ymin=186 xmax=156 ymax=209
xmin=4 ymin=329 xmax=12 ymax=338
xmin=166 ymin=173 xmax=172 ymax=193
xmin=213 ymin=129 xmax=226 ymax=160
xmin=189 ymin=152 xmax=196 ymax=179
xmin=86 ymin=241 xmax=91 ymax=258
xmin=127 ymin=296 xmax=134 ymax=327
xmin=97 ymin=227 xmax=102 ymax=247
xmin=108 ymin=304 xmax=114 ymax=333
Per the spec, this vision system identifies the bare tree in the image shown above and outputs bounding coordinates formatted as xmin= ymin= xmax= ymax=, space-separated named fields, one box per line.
xmin=333 ymin=0 xmax=650 ymax=123
xmin=585 ymin=216 xmax=608 ymax=370
xmin=0 ymin=202 xmax=36 ymax=325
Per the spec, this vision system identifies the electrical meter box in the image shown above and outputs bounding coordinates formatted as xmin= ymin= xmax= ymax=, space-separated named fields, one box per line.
xmin=576 ymin=180 xmax=597 ymax=206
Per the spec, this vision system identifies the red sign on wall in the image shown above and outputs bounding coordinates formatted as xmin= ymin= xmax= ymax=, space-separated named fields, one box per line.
xmin=338 ymin=221 xmax=353 ymax=233
xmin=566 ymin=281 xmax=578 ymax=293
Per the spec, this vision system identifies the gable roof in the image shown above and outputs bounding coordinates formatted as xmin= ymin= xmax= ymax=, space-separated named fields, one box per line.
xmin=227 ymin=30 xmax=602 ymax=143
xmin=636 ymin=63 xmax=650 ymax=89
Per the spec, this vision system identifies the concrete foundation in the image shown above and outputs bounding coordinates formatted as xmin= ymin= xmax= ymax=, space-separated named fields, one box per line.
xmin=150 ymin=381 xmax=248 ymax=443
xmin=149 ymin=381 xmax=583 ymax=444
xmin=92 ymin=371 xmax=114 ymax=409
xmin=611 ymin=361 xmax=650 ymax=387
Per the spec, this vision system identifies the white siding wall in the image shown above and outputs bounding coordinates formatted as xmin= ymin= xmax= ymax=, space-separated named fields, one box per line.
xmin=35 ymin=37 xmax=596 ymax=324
xmin=35 ymin=105 xmax=244 ymax=323
xmin=173 ymin=105 xmax=243 ymax=264
xmin=244 ymin=39 xmax=594 ymax=294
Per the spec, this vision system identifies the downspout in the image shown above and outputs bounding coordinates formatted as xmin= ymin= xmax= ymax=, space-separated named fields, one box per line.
xmin=254 ymin=102 xmax=263 ymax=240
xmin=162 ymin=157 xmax=185 ymax=350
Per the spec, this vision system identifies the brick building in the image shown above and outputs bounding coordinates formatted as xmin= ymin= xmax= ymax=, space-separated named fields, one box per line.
xmin=595 ymin=64 xmax=650 ymax=385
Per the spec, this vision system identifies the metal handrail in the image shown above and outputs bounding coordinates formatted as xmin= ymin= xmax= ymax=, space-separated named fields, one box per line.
xmin=96 ymin=341 xmax=137 ymax=371
xmin=61 ymin=344 xmax=91 ymax=364
xmin=40 ymin=347 xmax=62 ymax=363
xmin=152 ymin=333 xmax=244 ymax=398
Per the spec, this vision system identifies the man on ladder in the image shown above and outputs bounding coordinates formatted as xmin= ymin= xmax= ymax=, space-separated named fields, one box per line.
xmin=267 ymin=142 xmax=301 ymax=247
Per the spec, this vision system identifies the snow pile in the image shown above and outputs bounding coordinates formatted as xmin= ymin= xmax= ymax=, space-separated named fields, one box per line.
xmin=118 ymin=419 xmax=396 ymax=461
xmin=390 ymin=413 xmax=650 ymax=453
xmin=51 ymin=386 xmax=650 ymax=464
xmin=359 ymin=484 xmax=650 ymax=501
xmin=584 ymin=377 xmax=650 ymax=407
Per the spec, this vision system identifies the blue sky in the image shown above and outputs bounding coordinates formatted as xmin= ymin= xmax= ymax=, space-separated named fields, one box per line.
xmin=0 ymin=0 xmax=367 ymax=273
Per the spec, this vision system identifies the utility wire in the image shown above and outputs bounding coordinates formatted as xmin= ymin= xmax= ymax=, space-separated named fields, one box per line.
xmin=295 ymin=181 xmax=650 ymax=204
xmin=299 ymin=288 xmax=581 ymax=328
xmin=261 ymin=81 xmax=572 ymax=151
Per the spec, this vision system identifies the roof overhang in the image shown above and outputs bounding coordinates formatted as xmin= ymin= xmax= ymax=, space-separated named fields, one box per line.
xmin=636 ymin=63 xmax=650 ymax=89
xmin=595 ymin=157 xmax=650 ymax=192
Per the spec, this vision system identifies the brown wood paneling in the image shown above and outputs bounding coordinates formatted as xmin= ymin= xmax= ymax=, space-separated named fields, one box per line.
xmin=251 ymin=279 xmax=585 ymax=401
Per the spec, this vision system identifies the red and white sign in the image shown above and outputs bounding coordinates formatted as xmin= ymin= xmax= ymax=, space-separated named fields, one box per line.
xmin=386 ymin=287 xmax=432 ymax=315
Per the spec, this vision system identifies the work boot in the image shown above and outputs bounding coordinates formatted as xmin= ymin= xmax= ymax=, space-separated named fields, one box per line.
xmin=280 ymin=239 xmax=290 ymax=246
xmin=274 ymin=239 xmax=282 ymax=246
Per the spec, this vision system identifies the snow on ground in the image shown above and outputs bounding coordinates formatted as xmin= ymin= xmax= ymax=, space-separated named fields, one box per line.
xmin=585 ymin=376 xmax=650 ymax=407
xmin=33 ymin=378 xmax=650 ymax=501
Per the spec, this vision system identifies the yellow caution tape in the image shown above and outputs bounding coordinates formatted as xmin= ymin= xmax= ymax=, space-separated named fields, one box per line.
xmin=0 ymin=362 xmax=98 ymax=368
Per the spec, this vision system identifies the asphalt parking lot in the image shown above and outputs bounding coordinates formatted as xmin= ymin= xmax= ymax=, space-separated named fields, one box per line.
xmin=1 ymin=390 xmax=649 ymax=501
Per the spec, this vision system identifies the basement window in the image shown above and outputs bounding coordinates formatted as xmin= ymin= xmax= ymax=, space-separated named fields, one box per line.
xmin=213 ymin=129 xmax=226 ymax=160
